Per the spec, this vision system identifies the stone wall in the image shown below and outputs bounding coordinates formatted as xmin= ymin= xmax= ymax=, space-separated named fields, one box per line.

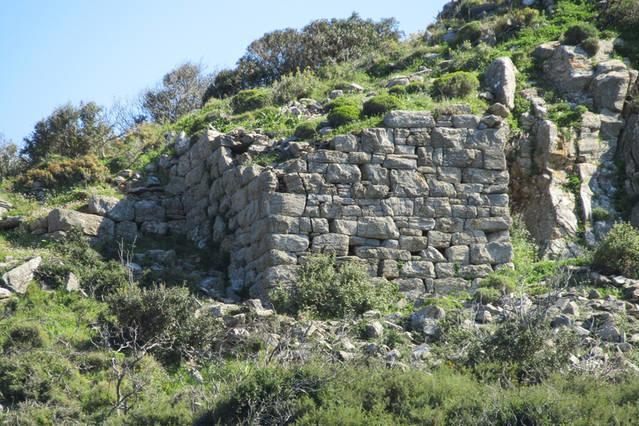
xmin=84 ymin=110 xmax=513 ymax=300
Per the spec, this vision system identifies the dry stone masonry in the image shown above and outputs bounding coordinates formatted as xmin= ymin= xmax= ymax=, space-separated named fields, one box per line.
xmin=72 ymin=110 xmax=513 ymax=300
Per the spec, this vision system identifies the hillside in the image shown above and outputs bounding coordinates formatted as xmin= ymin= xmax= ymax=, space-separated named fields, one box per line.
xmin=2 ymin=0 xmax=639 ymax=424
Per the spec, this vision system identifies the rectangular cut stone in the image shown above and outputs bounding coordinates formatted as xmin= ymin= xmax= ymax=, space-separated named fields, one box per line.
xmin=445 ymin=245 xmax=470 ymax=264
xmin=265 ymin=234 xmax=310 ymax=253
xmin=357 ymin=217 xmax=399 ymax=239
xmin=326 ymin=164 xmax=361 ymax=184
xmin=360 ymin=128 xmax=394 ymax=153
xmin=384 ymin=111 xmax=436 ymax=128
xmin=307 ymin=150 xmax=349 ymax=163
xmin=399 ymin=236 xmax=429 ymax=251
xmin=354 ymin=247 xmax=411 ymax=260
xmin=331 ymin=219 xmax=358 ymax=235
xmin=428 ymin=231 xmax=452 ymax=248
xmin=331 ymin=134 xmax=358 ymax=152
xmin=264 ymin=193 xmax=306 ymax=216
xmin=383 ymin=155 xmax=418 ymax=169
xmin=311 ymin=234 xmax=349 ymax=256
xmin=470 ymin=242 xmax=513 ymax=264
xmin=400 ymin=261 xmax=435 ymax=278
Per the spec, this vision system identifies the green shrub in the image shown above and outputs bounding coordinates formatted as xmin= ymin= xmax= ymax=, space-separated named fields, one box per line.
xmin=362 ymin=94 xmax=403 ymax=117
xmin=294 ymin=121 xmax=319 ymax=139
xmin=562 ymin=23 xmax=598 ymax=45
xmin=472 ymin=287 xmax=501 ymax=304
xmin=591 ymin=207 xmax=611 ymax=222
xmin=480 ymin=273 xmax=516 ymax=294
xmin=3 ymin=324 xmax=50 ymax=353
xmin=231 ymin=89 xmax=272 ymax=114
xmin=405 ymin=81 xmax=427 ymax=94
xmin=456 ymin=21 xmax=483 ymax=45
xmin=432 ymin=71 xmax=479 ymax=99
xmin=106 ymin=284 xmax=222 ymax=363
xmin=388 ymin=85 xmax=407 ymax=96
xmin=271 ymin=255 xmax=398 ymax=319
xmin=15 ymin=155 xmax=108 ymax=191
xmin=327 ymin=105 xmax=360 ymax=128
xmin=593 ymin=222 xmax=639 ymax=279
xmin=203 ymin=366 xmax=324 ymax=425
xmin=324 ymin=96 xmax=360 ymax=112
xmin=0 ymin=350 xmax=86 ymax=404
xmin=272 ymin=69 xmax=319 ymax=104
xmin=581 ymin=36 xmax=600 ymax=56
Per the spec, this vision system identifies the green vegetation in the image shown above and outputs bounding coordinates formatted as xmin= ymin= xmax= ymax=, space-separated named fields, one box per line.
xmin=327 ymin=103 xmax=361 ymax=127
xmin=271 ymin=254 xmax=398 ymax=319
xmin=362 ymin=93 xmax=403 ymax=117
xmin=293 ymin=121 xmax=319 ymax=139
xmin=593 ymin=222 xmax=639 ymax=279
xmin=432 ymin=71 xmax=479 ymax=99
xmin=230 ymin=88 xmax=272 ymax=113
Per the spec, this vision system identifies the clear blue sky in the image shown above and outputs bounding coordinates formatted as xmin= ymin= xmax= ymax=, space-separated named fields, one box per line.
xmin=0 ymin=0 xmax=446 ymax=144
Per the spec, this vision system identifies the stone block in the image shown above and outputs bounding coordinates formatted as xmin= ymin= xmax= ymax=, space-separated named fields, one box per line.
xmin=311 ymin=233 xmax=349 ymax=256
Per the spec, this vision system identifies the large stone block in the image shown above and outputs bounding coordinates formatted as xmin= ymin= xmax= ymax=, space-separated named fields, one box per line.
xmin=264 ymin=193 xmax=307 ymax=216
xmin=48 ymin=208 xmax=115 ymax=240
xmin=383 ymin=111 xmax=435 ymax=128
xmin=311 ymin=234 xmax=349 ymax=256
xmin=360 ymin=128 xmax=394 ymax=153
xmin=265 ymin=234 xmax=310 ymax=253
xmin=326 ymin=163 xmax=361 ymax=184
xmin=470 ymin=242 xmax=513 ymax=264
xmin=357 ymin=217 xmax=399 ymax=239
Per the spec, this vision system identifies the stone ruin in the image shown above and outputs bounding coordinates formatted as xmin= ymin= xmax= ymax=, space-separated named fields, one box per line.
xmin=44 ymin=110 xmax=514 ymax=301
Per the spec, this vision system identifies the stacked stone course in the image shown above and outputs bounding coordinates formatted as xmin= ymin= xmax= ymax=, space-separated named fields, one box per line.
xmin=91 ymin=110 xmax=513 ymax=300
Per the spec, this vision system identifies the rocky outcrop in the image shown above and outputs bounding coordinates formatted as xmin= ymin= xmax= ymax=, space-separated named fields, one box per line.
xmin=47 ymin=208 xmax=115 ymax=240
xmin=485 ymin=57 xmax=517 ymax=110
xmin=1 ymin=256 xmax=42 ymax=294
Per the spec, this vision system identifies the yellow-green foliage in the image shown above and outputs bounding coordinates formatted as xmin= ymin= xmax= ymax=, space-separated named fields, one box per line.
xmin=15 ymin=155 xmax=108 ymax=191
xmin=593 ymin=222 xmax=639 ymax=279
xmin=231 ymin=88 xmax=273 ymax=114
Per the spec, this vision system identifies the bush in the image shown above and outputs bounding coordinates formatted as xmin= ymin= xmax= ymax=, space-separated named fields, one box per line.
xmin=388 ymin=85 xmax=407 ymax=96
xmin=21 ymin=102 xmax=113 ymax=164
xmin=593 ymin=222 xmax=639 ymax=278
xmin=294 ymin=121 xmax=318 ymax=139
xmin=15 ymin=155 xmax=108 ymax=191
xmin=362 ymin=94 xmax=403 ymax=117
xmin=472 ymin=287 xmax=501 ymax=304
xmin=562 ymin=23 xmax=598 ymax=45
xmin=106 ymin=284 xmax=222 ymax=363
xmin=231 ymin=89 xmax=272 ymax=114
xmin=3 ymin=324 xmax=50 ymax=353
xmin=327 ymin=105 xmax=360 ymax=128
xmin=479 ymin=273 xmax=516 ymax=294
xmin=405 ymin=81 xmax=427 ymax=94
xmin=591 ymin=207 xmax=610 ymax=222
xmin=456 ymin=21 xmax=483 ymax=45
xmin=432 ymin=71 xmax=479 ymax=99
xmin=272 ymin=69 xmax=320 ymax=104
xmin=581 ymin=36 xmax=600 ymax=56
xmin=271 ymin=255 xmax=398 ymax=319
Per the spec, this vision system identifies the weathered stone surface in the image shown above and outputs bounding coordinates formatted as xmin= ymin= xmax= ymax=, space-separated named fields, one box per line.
xmin=265 ymin=193 xmax=306 ymax=216
xmin=1 ymin=257 xmax=42 ymax=294
xmin=591 ymin=61 xmax=630 ymax=112
xmin=326 ymin=164 xmax=361 ymax=183
xmin=311 ymin=233 xmax=349 ymax=256
xmin=357 ymin=217 xmax=399 ymax=239
xmin=485 ymin=57 xmax=517 ymax=109
xmin=48 ymin=209 xmax=115 ymax=239
xmin=384 ymin=111 xmax=436 ymax=128
xmin=470 ymin=242 xmax=513 ymax=265
xmin=134 ymin=200 xmax=166 ymax=223
xmin=360 ymin=128 xmax=394 ymax=153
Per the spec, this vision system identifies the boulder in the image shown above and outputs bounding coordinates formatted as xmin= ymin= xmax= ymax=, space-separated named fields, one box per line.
xmin=1 ymin=256 xmax=42 ymax=294
xmin=88 ymin=195 xmax=135 ymax=222
xmin=48 ymin=209 xmax=115 ymax=240
xmin=591 ymin=62 xmax=630 ymax=112
xmin=485 ymin=57 xmax=517 ymax=110
xmin=540 ymin=45 xmax=594 ymax=95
